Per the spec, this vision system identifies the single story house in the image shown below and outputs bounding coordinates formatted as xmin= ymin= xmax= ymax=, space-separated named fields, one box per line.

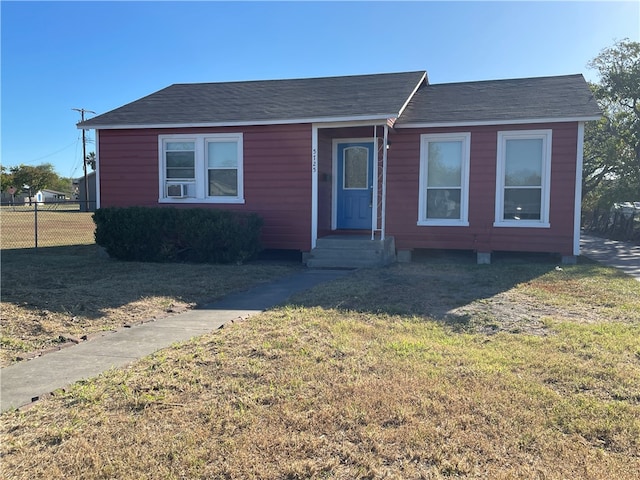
xmin=2 ymin=188 xmax=66 ymax=206
xmin=78 ymin=70 xmax=601 ymax=266
xmin=35 ymin=189 xmax=68 ymax=204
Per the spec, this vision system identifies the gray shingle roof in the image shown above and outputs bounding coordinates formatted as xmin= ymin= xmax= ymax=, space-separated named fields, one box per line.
xmin=395 ymin=74 xmax=601 ymax=126
xmin=79 ymin=71 xmax=427 ymax=128
xmin=79 ymin=71 xmax=601 ymax=130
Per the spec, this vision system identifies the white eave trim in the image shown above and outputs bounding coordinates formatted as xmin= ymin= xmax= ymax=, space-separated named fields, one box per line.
xmin=77 ymin=114 xmax=398 ymax=130
xmin=574 ymin=121 xmax=585 ymax=257
xmin=397 ymin=115 xmax=602 ymax=129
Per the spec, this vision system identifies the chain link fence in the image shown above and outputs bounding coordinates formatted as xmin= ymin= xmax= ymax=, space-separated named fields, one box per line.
xmin=0 ymin=202 xmax=97 ymax=250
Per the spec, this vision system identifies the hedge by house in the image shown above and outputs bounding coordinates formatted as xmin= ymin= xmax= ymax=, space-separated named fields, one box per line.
xmin=93 ymin=207 xmax=263 ymax=263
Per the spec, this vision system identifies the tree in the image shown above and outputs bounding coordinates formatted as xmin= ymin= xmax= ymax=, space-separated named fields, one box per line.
xmin=1 ymin=166 xmax=14 ymax=194
xmin=85 ymin=152 xmax=96 ymax=170
xmin=49 ymin=176 xmax=74 ymax=195
xmin=10 ymin=163 xmax=59 ymax=198
xmin=583 ymin=39 xmax=640 ymax=208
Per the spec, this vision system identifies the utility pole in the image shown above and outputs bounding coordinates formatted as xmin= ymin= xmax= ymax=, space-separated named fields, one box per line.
xmin=73 ymin=108 xmax=96 ymax=207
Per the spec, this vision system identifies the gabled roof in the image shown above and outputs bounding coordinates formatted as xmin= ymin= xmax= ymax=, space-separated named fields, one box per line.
xmin=78 ymin=71 xmax=427 ymax=129
xmin=396 ymin=74 xmax=601 ymax=127
xmin=78 ymin=71 xmax=601 ymax=130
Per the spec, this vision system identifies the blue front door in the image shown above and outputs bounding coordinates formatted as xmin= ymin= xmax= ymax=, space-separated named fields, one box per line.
xmin=336 ymin=142 xmax=374 ymax=230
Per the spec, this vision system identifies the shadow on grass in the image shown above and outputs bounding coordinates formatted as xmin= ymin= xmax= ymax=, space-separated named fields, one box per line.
xmin=288 ymin=249 xmax=577 ymax=333
xmin=1 ymin=244 xmax=618 ymax=338
xmin=0 ymin=245 xmax=302 ymax=322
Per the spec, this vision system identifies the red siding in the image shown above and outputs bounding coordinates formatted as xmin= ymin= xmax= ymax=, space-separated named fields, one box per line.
xmin=386 ymin=123 xmax=579 ymax=256
xmin=98 ymin=124 xmax=313 ymax=250
xmin=98 ymin=121 xmax=581 ymax=256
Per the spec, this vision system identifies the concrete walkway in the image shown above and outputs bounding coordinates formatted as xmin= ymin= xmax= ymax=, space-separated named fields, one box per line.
xmin=0 ymin=269 xmax=352 ymax=412
xmin=580 ymin=233 xmax=640 ymax=280
xmin=3 ymin=237 xmax=637 ymax=412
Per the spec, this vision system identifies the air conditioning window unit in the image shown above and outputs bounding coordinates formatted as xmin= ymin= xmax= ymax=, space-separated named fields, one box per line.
xmin=167 ymin=183 xmax=188 ymax=198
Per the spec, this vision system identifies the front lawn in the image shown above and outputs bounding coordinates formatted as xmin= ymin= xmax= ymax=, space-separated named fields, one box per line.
xmin=0 ymin=245 xmax=302 ymax=366
xmin=1 ymin=257 xmax=639 ymax=479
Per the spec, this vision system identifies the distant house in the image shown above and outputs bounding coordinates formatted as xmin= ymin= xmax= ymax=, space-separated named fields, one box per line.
xmin=35 ymin=189 xmax=67 ymax=204
xmin=78 ymin=71 xmax=601 ymax=265
xmin=75 ymin=171 xmax=97 ymax=212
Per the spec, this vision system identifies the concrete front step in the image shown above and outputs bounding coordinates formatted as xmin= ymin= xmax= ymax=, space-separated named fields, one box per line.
xmin=315 ymin=236 xmax=387 ymax=250
xmin=306 ymin=236 xmax=396 ymax=268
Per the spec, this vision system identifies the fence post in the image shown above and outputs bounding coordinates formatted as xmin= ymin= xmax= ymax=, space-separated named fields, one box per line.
xmin=34 ymin=202 xmax=38 ymax=249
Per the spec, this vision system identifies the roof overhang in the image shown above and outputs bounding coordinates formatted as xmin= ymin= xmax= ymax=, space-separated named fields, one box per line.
xmin=77 ymin=114 xmax=398 ymax=130
xmin=397 ymin=115 xmax=602 ymax=129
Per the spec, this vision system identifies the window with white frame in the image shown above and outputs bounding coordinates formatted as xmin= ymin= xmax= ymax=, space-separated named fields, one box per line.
xmin=418 ymin=132 xmax=470 ymax=226
xmin=495 ymin=130 xmax=551 ymax=227
xmin=165 ymin=141 xmax=196 ymax=181
xmin=159 ymin=133 xmax=244 ymax=203
xmin=207 ymin=139 xmax=239 ymax=197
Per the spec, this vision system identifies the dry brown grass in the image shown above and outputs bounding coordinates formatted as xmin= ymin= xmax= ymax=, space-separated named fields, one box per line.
xmin=0 ymin=245 xmax=302 ymax=366
xmin=1 ymin=257 xmax=639 ymax=479
xmin=0 ymin=206 xmax=95 ymax=249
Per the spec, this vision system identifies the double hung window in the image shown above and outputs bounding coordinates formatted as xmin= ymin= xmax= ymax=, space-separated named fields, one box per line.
xmin=165 ymin=141 xmax=195 ymax=181
xmin=495 ymin=130 xmax=551 ymax=227
xmin=159 ymin=133 xmax=243 ymax=203
xmin=207 ymin=140 xmax=239 ymax=197
xmin=418 ymin=133 xmax=470 ymax=226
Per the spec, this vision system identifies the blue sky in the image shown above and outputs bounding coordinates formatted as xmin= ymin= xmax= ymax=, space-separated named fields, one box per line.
xmin=2 ymin=1 xmax=639 ymax=179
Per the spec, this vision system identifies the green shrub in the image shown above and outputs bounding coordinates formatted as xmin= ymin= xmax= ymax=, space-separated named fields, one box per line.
xmin=93 ymin=207 xmax=263 ymax=263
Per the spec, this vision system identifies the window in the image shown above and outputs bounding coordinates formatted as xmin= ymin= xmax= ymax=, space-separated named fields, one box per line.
xmin=418 ymin=132 xmax=470 ymax=226
xmin=159 ymin=133 xmax=243 ymax=203
xmin=207 ymin=140 xmax=239 ymax=197
xmin=165 ymin=141 xmax=195 ymax=180
xmin=343 ymin=146 xmax=369 ymax=189
xmin=495 ymin=130 xmax=551 ymax=227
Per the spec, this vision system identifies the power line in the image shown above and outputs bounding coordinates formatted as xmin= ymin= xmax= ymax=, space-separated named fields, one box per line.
xmin=72 ymin=108 xmax=96 ymax=205
xmin=69 ymin=133 xmax=83 ymax=178
xmin=12 ymin=139 xmax=79 ymax=166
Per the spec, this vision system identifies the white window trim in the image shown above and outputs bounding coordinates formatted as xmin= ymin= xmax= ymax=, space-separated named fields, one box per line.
xmin=494 ymin=129 xmax=551 ymax=228
xmin=158 ymin=133 xmax=244 ymax=204
xmin=417 ymin=132 xmax=471 ymax=227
